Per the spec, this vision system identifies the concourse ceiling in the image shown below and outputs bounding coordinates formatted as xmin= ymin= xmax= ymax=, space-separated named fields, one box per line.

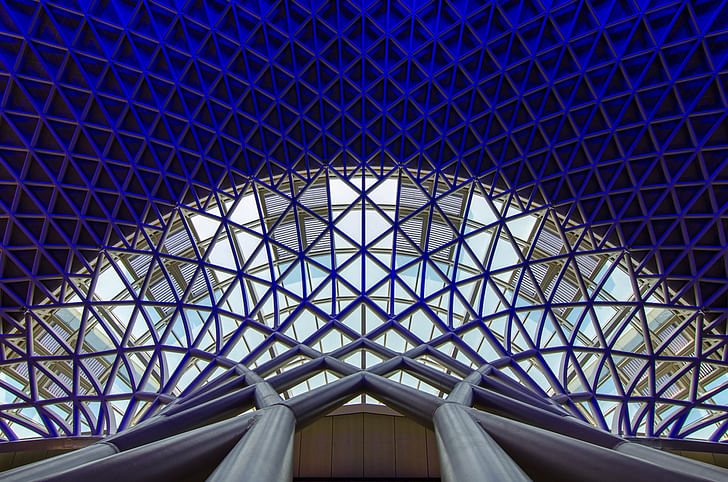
xmin=0 ymin=0 xmax=726 ymax=443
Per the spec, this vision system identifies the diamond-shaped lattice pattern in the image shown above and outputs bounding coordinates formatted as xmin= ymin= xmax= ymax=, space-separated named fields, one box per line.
xmin=0 ymin=0 xmax=727 ymax=443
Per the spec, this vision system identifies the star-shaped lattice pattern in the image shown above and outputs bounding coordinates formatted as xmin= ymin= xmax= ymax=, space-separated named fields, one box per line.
xmin=0 ymin=0 xmax=726 ymax=442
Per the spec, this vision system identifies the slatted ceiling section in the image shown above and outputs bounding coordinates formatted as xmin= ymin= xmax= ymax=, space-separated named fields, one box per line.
xmin=400 ymin=217 xmax=423 ymax=247
xmin=127 ymin=254 xmax=152 ymax=278
xmin=511 ymin=268 xmax=539 ymax=301
xmin=551 ymin=278 xmax=580 ymax=306
xmin=45 ymin=369 xmax=72 ymax=397
xmin=436 ymin=192 xmax=466 ymax=219
xmin=576 ymin=255 xmax=601 ymax=279
xmin=622 ymin=358 xmax=646 ymax=385
xmin=13 ymin=362 xmax=28 ymax=382
xmin=169 ymin=276 xmax=185 ymax=302
xmin=535 ymin=228 xmax=564 ymax=256
xmin=163 ymin=229 xmax=192 ymax=256
xmin=190 ymin=269 xmax=210 ymax=299
xmin=299 ymin=184 xmax=327 ymax=208
xmin=428 ymin=222 xmax=455 ymax=261
xmin=293 ymin=408 xmax=440 ymax=480
xmin=659 ymin=323 xmax=692 ymax=354
xmin=272 ymin=219 xmax=299 ymax=250
xmin=656 ymin=373 xmax=680 ymax=397
xmin=83 ymin=357 xmax=105 ymax=381
xmin=37 ymin=323 xmax=66 ymax=354
xmin=529 ymin=263 xmax=548 ymax=291
xmin=177 ymin=263 xmax=196 ymax=293
xmin=700 ymin=363 xmax=715 ymax=380
xmin=148 ymin=279 xmax=176 ymax=314
xmin=399 ymin=185 xmax=428 ymax=212
xmin=395 ymin=229 xmax=419 ymax=259
xmin=262 ymin=191 xmax=289 ymax=218
xmin=303 ymin=216 xmax=327 ymax=248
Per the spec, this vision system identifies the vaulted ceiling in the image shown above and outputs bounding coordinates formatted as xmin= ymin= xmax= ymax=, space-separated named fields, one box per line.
xmin=0 ymin=0 xmax=727 ymax=441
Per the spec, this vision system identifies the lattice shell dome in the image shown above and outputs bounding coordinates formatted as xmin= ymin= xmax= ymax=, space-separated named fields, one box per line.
xmin=0 ymin=0 xmax=726 ymax=447
xmin=0 ymin=164 xmax=723 ymax=443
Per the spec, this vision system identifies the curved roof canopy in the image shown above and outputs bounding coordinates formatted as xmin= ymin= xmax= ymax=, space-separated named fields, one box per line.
xmin=0 ymin=0 xmax=726 ymax=443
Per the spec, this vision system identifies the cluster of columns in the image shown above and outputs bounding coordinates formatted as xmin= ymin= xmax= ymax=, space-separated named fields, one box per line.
xmin=2 ymin=351 xmax=728 ymax=481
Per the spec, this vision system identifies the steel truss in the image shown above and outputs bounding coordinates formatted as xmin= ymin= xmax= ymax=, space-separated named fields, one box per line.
xmin=3 ymin=356 xmax=728 ymax=481
xmin=1 ymin=162 xmax=728 ymax=480
xmin=0 ymin=0 xmax=727 ymax=477
xmin=1 ymin=165 xmax=724 ymax=443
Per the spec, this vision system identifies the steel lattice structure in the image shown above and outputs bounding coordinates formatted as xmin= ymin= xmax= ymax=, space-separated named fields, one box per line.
xmin=0 ymin=0 xmax=728 ymax=479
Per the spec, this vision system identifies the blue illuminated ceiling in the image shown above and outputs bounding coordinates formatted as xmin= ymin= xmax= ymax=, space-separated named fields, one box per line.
xmin=0 ymin=0 xmax=727 ymax=442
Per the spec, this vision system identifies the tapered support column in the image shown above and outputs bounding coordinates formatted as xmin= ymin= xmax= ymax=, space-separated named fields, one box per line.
xmin=615 ymin=441 xmax=728 ymax=481
xmin=434 ymin=403 xmax=531 ymax=482
xmin=0 ymin=385 xmax=259 ymax=481
xmin=207 ymin=404 xmax=296 ymax=482
xmin=0 ymin=443 xmax=119 ymax=482
xmin=43 ymin=411 xmax=259 ymax=482
xmin=469 ymin=408 xmax=713 ymax=481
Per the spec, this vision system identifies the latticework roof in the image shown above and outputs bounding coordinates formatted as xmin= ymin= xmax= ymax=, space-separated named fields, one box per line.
xmin=0 ymin=0 xmax=727 ymax=444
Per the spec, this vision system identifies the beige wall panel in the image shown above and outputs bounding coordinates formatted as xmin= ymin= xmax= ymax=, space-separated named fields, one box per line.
xmin=363 ymin=413 xmax=395 ymax=477
xmin=298 ymin=416 xmax=332 ymax=477
xmin=425 ymin=427 xmax=441 ymax=477
xmin=331 ymin=413 xmax=364 ymax=478
xmin=394 ymin=415 xmax=429 ymax=477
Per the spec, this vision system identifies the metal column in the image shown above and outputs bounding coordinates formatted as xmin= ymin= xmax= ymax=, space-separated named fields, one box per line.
xmin=434 ymin=403 xmax=531 ymax=482
xmin=469 ymin=408 xmax=714 ymax=482
xmin=207 ymin=404 xmax=296 ymax=482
